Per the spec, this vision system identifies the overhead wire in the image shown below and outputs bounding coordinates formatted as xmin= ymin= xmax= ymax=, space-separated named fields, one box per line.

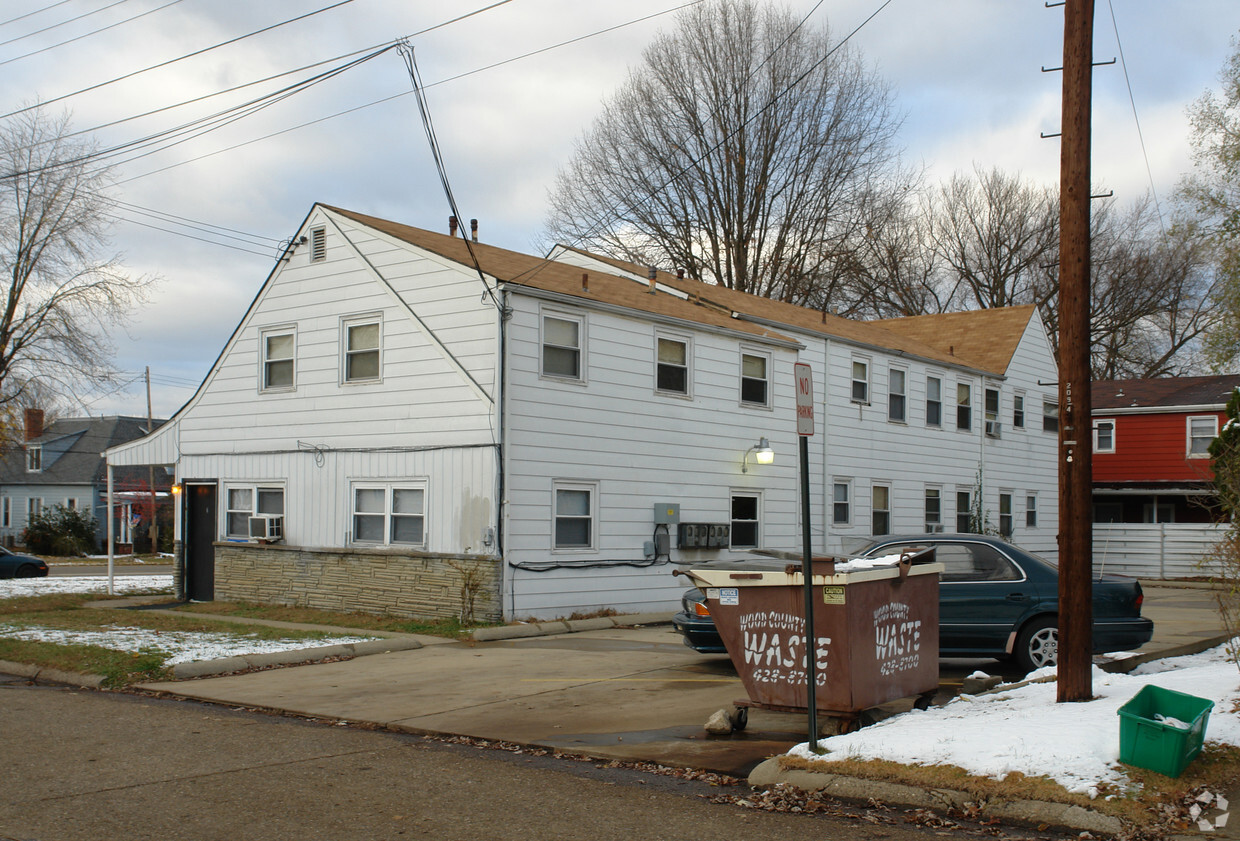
xmin=1105 ymin=0 xmax=1164 ymax=233
xmin=0 ymin=0 xmax=147 ymax=51
xmin=0 ymin=0 xmax=77 ymax=30
xmin=0 ymin=0 xmax=361 ymax=114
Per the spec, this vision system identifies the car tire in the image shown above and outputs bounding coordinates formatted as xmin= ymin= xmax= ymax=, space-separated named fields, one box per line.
xmin=1015 ymin=616 xmax=1058 ymax=673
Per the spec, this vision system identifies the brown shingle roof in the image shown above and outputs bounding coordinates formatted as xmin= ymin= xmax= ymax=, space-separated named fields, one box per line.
xmin=323 ymin=206 xmax=799 ymax=347
xmin=1093 ymin=375 xmax=1240 ymax=410
xmin=873 ymin=306 xmax=1039 ymax=375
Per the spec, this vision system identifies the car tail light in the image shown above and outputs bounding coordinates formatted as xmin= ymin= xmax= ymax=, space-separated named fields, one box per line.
xmin=693 ymin=601 xmax=712 ymax=618
xmin=1135 ymin=592 xmax=1143 ymax=611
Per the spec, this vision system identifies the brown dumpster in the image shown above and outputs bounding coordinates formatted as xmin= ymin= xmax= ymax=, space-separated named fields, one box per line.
xmin=680 ymin=551 xmax=941 ymax=730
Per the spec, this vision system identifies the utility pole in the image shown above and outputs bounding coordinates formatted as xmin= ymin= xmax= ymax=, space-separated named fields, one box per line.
xmin=146 ymin=367 xmax=158 ymax=556
xmin=1057 ymin=0 xmax=1094 ymax=702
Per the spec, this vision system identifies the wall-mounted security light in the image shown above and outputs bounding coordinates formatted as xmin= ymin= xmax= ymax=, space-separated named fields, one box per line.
xmin=741 ymin=437 xmax=774 ymax=473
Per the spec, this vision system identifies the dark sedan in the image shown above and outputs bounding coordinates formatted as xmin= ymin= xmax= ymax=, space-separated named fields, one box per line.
xmin=0 ymin=546 xmax=49 ymax=579
xmin=672 ymin=534 xmax=1154 ymax=673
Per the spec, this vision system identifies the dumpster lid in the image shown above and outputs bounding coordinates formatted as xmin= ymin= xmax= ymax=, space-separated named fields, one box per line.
xmin=677 ymin=548 xmax=941 ymax=589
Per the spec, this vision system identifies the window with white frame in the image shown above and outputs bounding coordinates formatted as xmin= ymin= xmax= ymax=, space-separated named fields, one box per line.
xmin=926 ymin=376 xmax=942 ymax=427
xmin=730 ymin=492 xmax=760 ymax=548
xmin=342 ymin=316 xmax=381 ymax=383
xmin=655 ymin=335 xmax=690 ymax=395
xmin=310 ymin=226 xmax=327 ymax=262
xmin=2 ymin=497 xmax=10 ymax=528
xmin=871 ymin=484 xmax=890 ymax=536
xmin=851 ymin=358 xmax=869 ymax=404
xmin=28 ymin=498 xmax=42 ymax=521
xmin=261 ymin=327 xmax=296 ymax=391
xmin=65 ymin=498 xmax=79 ymax=511
xmin=999 ymin=492 xmax=1013 ymax=539
xmin=956 ymin=382 xmax=972 ymax=431
xmin=1094 ymin=419 xmax=1116 ymax=453
xmin=1188 ymin=416 xmax=1218 ymax=458
xmin=984 ymin=387 xmax=1000 ymax=437
xmin=740 ymin=351 xmax=769 ymax=406
xmin=1013 ymin=393 xmax=1026 ymax=429
xmin=25 ymin=445 xmax=40 ymax=473
xmin=353 ymin=483 xmax=427 ymax=546
xmin=924 ymin=487 xmax=941 ymax=532
xmin=832 ymin=480 xmax=851 ymax=525
xmin=225 ymin=485 xmax=285 ymax=539
xmin=542 ymin=313 xmax=584 ymax=380
xmin=888 ymin=367 xmax=906 ymax=422
xmin=956 ymin=490 xmax=972 ymax=533
xmin=553 ymin=482 xmax=596 ymax=550
xmin=1026 ymin=493 xmax=1038 ymax=528
xmin=1043 ymin=399 xmax=1059 ymax=433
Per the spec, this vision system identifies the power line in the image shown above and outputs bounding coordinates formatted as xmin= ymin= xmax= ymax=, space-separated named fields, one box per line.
xmin=1105 ymin=0 xmax=1164 ymax=233
xmin=0 ymin=0 xmax=360 ymax=115
xmin=108 ymin=213 xmax=279 ymax=258
xmin=0 ymin=0 xmax=76 ymax=30
xmin=111 ymin=199 xmax=282 ymax=246
xmin=0 ymin=0 xmax=139 ymax=50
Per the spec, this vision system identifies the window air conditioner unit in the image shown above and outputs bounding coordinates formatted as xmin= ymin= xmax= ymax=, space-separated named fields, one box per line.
xmin=985 ymin=420 xmax=1002 ymax=438
xmin=926 ymin=524 xmax=944 ymax=533
xmin=249 ymin=515 xmax=283 ymax=542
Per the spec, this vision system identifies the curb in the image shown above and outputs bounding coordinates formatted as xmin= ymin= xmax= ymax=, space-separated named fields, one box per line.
xmin=748 ymin=757 xmax=1124 ymax=837
xmin=470 ymin=612 xmax=673 ymax=642
xmin=0 ymin=658 xmax=106 ymax=689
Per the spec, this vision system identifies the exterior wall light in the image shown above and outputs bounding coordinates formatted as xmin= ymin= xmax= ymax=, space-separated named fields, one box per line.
xmin=742 ymin=437 xmax=774 ymax=473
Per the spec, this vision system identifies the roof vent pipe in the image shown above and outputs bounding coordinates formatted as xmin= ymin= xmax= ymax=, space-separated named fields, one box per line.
xmin=647 ymin=265 xmax=656 ymax=294
xmin=677 ymin=268 xmax=685 ymax=280
xmin=449 ymin=216 xmax=458 ymax=236
xmin=581 ymin=273 xmax=589 ymax=293
xmin=470 ymin=219 xmax=478 ymax=242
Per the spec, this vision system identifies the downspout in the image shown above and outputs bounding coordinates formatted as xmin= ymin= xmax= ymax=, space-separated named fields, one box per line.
xmin=820 ymin=335 xmax=831 ymax=554
xmin=499 ymin=289 xmax=512 ymax=621
xmin=106 ymin=462 xmax=114 ymax=596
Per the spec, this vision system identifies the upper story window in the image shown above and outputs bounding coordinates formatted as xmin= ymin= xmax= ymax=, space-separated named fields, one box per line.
xmin=832 ymin=480 xmax=851 ymax=525
xmin=310 ymin=226 xmax=327 ymax=262
xmin=888 ymin=368 xmax=906 ymax=423
xmin=25 ymin=445 xmax=41 ymax=473
xmin=225 ymin=485 xmax=285 ymax=539
xmin=554 ymin=482 xmax=596 ymax=550
xmin=984 ymin=388 xmax=1000 ymax=437
xmin=926 ymin=376 xmax=942 ymax=427
xmin=353 ymin=483 xmax=427 ymax=546
xmin=1188 ymin=415 xmax=1219 ymax=458
xmin=851 ymin=359 xmax=869 ymax=404
xmin=1013 ymin=394 xmax=1026 ymax=429
xmin=542 ymin=313 xmax=584 ymax=381
xmin=1094 ymin=419 xmax=1116 ymax=453
xmin=343 ymin=316 xmax=381 ymax=383
xmin=1043 ymin=400 xmax=1059 ymax=433
xmin=730 ymin=492 xmax=761 ymax=548
xmin=740 ymin=351 xmax=769 ymax=407
xmin=261 ymin=327 xmax=296 ymax=391
xmin=656 ymin=335 xmax=690 ymax=395
xmin=956 ymin=382 xmax=972 ymax=431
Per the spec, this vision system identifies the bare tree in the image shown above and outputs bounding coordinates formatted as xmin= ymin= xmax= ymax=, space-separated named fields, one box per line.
xmin=544 ymin=0 xmax=903 ymax=302
xmin=0 ymin=108 xmax=152 ymax=409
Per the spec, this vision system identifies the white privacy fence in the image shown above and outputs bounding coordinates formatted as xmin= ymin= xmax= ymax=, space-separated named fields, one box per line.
xmin=1093 ymin=523 xmax=1228 ymax=580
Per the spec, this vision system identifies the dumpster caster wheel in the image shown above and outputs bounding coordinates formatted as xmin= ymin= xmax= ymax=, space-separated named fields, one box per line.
xmin=914 ymin=692 xmax=935 ymax=711
xmin=731 ymin=707 xmax=748 ymax=732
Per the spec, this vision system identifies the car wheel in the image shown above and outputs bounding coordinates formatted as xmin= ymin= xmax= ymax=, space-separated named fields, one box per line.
xmin=1015 ymin=616 xmax=1058 ymax=673
xmin=15 ymin=564 xmax=39 ymax=578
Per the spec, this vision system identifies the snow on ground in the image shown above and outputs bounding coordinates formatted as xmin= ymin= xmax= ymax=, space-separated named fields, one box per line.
xmin=788 ymin=640 xmax=1240 ymax=797
xmin=0 ymin=575 xmax=379 ymax=664
xmin=1 ymin=575 xmax=174 ymax=597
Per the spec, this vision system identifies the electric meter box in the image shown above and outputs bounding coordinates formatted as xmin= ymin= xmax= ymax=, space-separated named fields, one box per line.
xmin=653 ymin=503 xmax=681 ymax=525
xmin=677 ymin=522 xmax=730 ymax=548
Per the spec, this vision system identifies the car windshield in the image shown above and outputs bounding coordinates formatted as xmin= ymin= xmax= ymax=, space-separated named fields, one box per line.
xmin=859 ymin=537 xmax=1059 ymax=574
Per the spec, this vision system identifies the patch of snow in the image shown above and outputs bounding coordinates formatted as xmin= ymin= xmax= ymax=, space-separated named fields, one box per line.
xmin=0 ymin=575 xmax=173 ymax=597
xmin=787 ymin=639 xmax=1240 ymax=796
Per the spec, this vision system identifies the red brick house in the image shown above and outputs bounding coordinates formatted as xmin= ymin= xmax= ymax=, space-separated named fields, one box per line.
xmin=1092 ymin=375 xmax=1240 ymax=524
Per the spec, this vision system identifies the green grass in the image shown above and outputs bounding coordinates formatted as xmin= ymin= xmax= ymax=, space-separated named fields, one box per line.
xmin=171 ymin=600 xmax=495 ymax=638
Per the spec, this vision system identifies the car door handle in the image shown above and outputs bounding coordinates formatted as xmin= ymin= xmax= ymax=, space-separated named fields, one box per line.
xmin=1006 ymin=593 xmax=1029 ymax=602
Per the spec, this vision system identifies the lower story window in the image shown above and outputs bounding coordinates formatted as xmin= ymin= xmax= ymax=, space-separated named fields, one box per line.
xmin=353 ymin=483 xmax=427 ymax=546
xmin=1026 ymin=494 xmax=1038 ymax=528
xmin=872 ymin=485 xmax=890 ymax=536
xmin=999 ymin=492 xmax=1013 ymax=539
xmin=924 ymin=488 xmax=941 ymax=532
xmin=554 ymin=482 xmax=596 ymax=549
xmin=226 ymin=485 xmax=285 ymax=538
xmin=956 ymin=491 xmax=972 ymax=533
xmin=731 ymin=492 xmax=760 ymax=548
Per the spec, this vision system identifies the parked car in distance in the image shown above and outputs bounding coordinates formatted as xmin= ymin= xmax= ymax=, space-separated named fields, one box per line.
xmin=672 ymin=534 xmax=1154 ymax=673
xmin=0 ymin=546 xmax=49 ymax=579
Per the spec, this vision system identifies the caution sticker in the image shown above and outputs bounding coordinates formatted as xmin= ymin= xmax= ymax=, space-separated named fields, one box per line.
xmin=822 ymin=585 xmax=845 ymax=605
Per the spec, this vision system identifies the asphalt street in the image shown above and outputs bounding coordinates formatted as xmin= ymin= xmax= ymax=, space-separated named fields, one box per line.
xmin=0 ymin=677 xmax=1076 ymax=841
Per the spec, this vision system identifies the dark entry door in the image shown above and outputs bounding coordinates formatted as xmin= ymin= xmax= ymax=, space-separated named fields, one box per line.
xmin=185 ymin=483 xmax=217 ymax=601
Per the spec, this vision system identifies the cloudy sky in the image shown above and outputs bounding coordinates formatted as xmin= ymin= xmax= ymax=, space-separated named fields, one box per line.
xmin=2 ymin=0 xmax=1236 ymax=417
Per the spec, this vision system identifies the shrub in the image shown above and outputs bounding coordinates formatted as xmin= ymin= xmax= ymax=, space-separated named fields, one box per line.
xmin=23 ymin=504 xmax=98 ymax=556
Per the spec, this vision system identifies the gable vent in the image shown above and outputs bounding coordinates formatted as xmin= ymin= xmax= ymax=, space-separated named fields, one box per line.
xmin=310 ymin=226 xmax=327 ymax=262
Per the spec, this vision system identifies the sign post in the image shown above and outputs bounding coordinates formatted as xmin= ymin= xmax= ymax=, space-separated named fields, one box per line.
xmin=794 ymin=362 xmax=822 ymax=753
